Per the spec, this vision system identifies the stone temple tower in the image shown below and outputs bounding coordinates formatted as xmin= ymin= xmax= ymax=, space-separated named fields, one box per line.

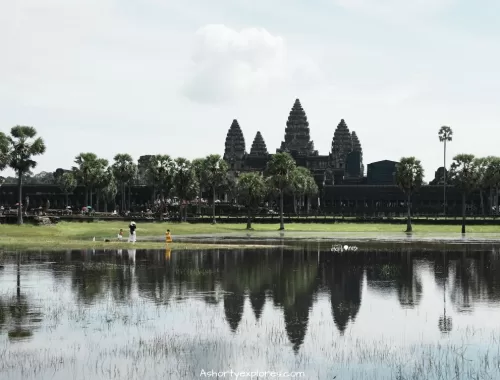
xmin=223 ymin=119 xmax=246 ymax=170
xmin=277 ymin=99 xmax=318 ymax=156
xmin=329 ymin=119 xmax=364 ymax=183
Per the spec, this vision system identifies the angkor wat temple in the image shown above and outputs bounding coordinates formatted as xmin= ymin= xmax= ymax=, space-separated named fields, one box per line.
xmin=0 ymin=99 xmax=490 ymax=215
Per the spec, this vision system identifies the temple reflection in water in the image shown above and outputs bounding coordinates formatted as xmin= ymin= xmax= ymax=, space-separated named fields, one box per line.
xmin=3 ymin=245 xmax=500 ymax=354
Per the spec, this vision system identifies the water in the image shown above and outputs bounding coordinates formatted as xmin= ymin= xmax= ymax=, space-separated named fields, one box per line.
xmin=1 ymin=244 xmax=500 ymax=380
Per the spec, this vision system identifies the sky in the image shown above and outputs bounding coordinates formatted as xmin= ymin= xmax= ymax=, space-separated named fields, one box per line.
xmin=2 ymin=0 xmax=500 ymax=181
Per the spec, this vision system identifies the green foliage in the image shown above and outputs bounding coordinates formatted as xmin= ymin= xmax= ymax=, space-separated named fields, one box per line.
xmin=7 ymin=126 xmax=46 ymax=176
xmin=449 ymin=154 xmax=480 ymax=194
xmin=57 ymin=172 xmax=77 ymax=194
xmin=174 ymin=157 xmax=198 ymax=201
xmin=266 ymin=152 xmax=296 ymax=193
xmin=112 ymin=153 xmax=136 ymax=185
xmin=145 ymin=154 xmax=176 ymax=198
xmin=237 ymin=172 xmax=267 ymax=211
xmin=0 ymin=131 xmax=10 ymax=171
xmin=438 ymin=126 xmax=453 ymax=142
xmin=483 ymin=157 xmax=500 ymax=189
xmin=395 ymin=157 xmax=424 ymax=196
xmin=203 ymin=154 xmax=228 ymax=191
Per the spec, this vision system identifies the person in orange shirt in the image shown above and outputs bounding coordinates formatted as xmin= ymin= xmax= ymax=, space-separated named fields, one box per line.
xmin=165 ymin=229 xmax=172 ymax=243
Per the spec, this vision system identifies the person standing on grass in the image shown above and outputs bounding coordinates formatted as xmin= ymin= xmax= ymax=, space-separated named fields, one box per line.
xmin=128 ymin=221 xmax=136 ymax=243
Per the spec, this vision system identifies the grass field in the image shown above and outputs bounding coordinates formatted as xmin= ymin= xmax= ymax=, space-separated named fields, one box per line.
xmin=0 ymin=220 xmax=499 ymax=240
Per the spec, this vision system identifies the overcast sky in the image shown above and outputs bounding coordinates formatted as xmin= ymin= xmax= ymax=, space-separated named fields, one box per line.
xmin=2 ymin=0 xmax=499 ymax=180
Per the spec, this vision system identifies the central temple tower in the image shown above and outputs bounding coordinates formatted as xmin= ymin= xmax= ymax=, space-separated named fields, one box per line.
xmin=277 ymin=99 xmax=318 ymax=156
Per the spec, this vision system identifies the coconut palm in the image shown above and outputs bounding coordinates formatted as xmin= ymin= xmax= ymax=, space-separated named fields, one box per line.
xmin=56 ymin=172 xmax=77 ymax=207
xmin=174 ymin=158 xmax=198 ymax=221
xmin=237 ymin=172 xmax=268 ymax=229
xmin=203 ymin=154 xmax=228 ymax=224
xmin=6 ymin=126 xmax=46 ymax=224
xmin=438 ymin=126 xmax=453 ymax=215
xmin=395 ymin=157 xmax=424 ymax=232
xmin=449 ymin=154 xmax=480 ymax=234
xmin=266 ymin=152 xmax=297 ymax=230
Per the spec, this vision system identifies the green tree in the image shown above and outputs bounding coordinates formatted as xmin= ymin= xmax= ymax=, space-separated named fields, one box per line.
xmin=484 ymin=157 xmax=500 ymax=215
xmin=473 ymin=157 xmax=493 ymax=216
xmin=6 ymin=126 xmax=46 ymax=225
xmin=174 ymin=158 xmax=198 ymax=221
xmin=237 ymin=172 xmax=267 ymax=229
xmin=145 ymin=155 xmax=176 ymax=220
xmin=94 ymin=166 xmax=113 ymax=212
xmin=0 ymin=131 xmax=10 ymax=171
xmin=395 ymin=157 xmax=424 ymax=232
xmin=438 ymin=126 xmax=453 ymax=215
xmin=203 ymin=154 xmax=228 ymax=224
xmin=56 ymin=172 xmax=77 ymax=207
xmin=304 ymin=175 xmax=319 ymax=214
xmin=72 ymin=153 xmax=108 ymax=208
xmin=102 ymin=171 xmax=118 ymax=212
xmin=192 ymin=158 xmax=206 ymax=214
xmin=449 ymin=154 xmax=480 ymax=234
xmin=112 ymin=154 xmax=136 ymax=213
xmin=266 ymin=152 xmax=297 ymax=230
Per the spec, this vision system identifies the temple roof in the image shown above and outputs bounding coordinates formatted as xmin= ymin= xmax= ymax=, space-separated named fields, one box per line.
xmin=223 ymin=119 xmax=246 ymax=161
xmin=249 ymin=131 xmax=268 ymax=156
xmin=331 ymin=119 xmax=353 ymax=156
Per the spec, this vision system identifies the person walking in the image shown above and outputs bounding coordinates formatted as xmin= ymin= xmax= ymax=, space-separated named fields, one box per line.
xmin=128 ymin=221 xmax=137 ymax=243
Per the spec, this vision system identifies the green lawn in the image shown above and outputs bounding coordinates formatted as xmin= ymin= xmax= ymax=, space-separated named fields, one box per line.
xmin=0 ymin=221 xmax=499 ymax=251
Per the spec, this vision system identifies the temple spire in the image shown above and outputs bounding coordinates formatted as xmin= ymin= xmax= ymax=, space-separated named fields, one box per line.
xmin=331 ymin=119 xmax=353 ymax=169
xmin=278 ymin=99 xmax=317 ymax=155
xmin=223 ymin=119 xmax=246 ymax=161
xmin=249 ymin=131 xmax=268 ymax=156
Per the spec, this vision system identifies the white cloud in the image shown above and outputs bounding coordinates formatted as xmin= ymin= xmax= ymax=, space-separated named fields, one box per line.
xmin=182 ymin=24 xmax=322 ymax=103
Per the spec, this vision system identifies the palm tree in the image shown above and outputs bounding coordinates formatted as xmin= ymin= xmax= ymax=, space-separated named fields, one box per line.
xmin=449 ymin=154 xmax=480 ymax=234
xmin=291 ymin=167 xmax=308 ymax=215
xmin=7 ymin=126 xmax=46 ymax=224
xmin=192 ymin=158 xmax=206 ymax=214
xmin=0 ymin=131 xmax=10 ymax=171
xmin=174 ymin=158 xmax=198 ymax=221
xmin=395 ymin=157 xmax=424 ymax=232
xmin=56 ymin=172 xmax=77 ymax=207
xmin=73 ymin=153 xmax=98 ymax=207
xmin=438 ymin=126 xmax=453 ymax=216
xmin=305 ymin=175 xmax=319 ymax=214
xmin=203 ymin=154 xmax=229 ymax=224
xmin=145 ymin=155 xmax=176 ymax=220
xmin=112 ymin=154 xmax=136 ymax=213
xmin=102 ymin=172 xmax=118 ymax=212
xmin=484 ymin=157 xmax=500 ymax=215
xmin=237 ymin=172 xmax=267 ymax=229
xmin=473 ymin=157 xmax=492 ymax=216
xmin=266 ymin=152 xmax=297 ymax=230
xmin=94 ymin=166 xmax=113 ymax=211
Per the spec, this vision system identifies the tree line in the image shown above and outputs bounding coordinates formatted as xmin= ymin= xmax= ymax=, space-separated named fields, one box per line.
xmin=0 ymin=126 xmax=318 ymax=228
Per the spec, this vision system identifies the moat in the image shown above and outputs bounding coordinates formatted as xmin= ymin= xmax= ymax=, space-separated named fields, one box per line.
xmin=1 ymin=245 xmax=500 ymax=380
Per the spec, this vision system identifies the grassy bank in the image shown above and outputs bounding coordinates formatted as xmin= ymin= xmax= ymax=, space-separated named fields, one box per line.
xmin=1 ymin=220 xmax=499 ymax=240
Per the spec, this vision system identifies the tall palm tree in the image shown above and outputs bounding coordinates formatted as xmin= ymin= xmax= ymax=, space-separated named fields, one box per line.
xmin=484 ymin=157 xmax=500 ymax=215
xmin=203 ymin=154 xmax=228 ymax=224
xmin=395 ymin=157 xmax=424 ymax=232
xmin=102 ymin=172 xmax=118 ymax=212
xmin=73 ymin=153 xmax=108 ymax=209
xmin=145 ymin=155 xmax=176 ymax=220
xmin=438 ymin=126 xmax=453 ymax=216
xmin=305 ymin=175 xmax=319 ymax=214
xmin=7 ymin=126 xmax=46 ymax=225
xmin=449 ymin=154 xmax=479 ymax=234
xmin=473 ymin=157 xmax=492 ymax=216
xmin=112 ymin=154 xmax=136 ymax=213
xmin=291 ymin=167 xmax=309 ymax=215
xmin=266 ymin=152 xmax=297 ymax=230
xmin=192 ymin=158 xmax=206 ymax=215
xmin=237 ymin=172 xmax=267 ymax=229
xmin=174 ymin=157 xmax=198 ymax=221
